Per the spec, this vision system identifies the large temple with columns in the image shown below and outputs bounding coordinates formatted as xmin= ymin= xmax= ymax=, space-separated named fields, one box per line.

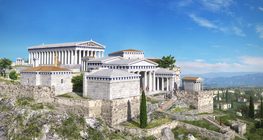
xmin=28 ymin=40 xmax=181 ymax=98
xmin=28 ymin=40 xmax=105 ymax=68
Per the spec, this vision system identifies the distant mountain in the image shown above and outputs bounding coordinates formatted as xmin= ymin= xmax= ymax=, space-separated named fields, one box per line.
xmin=182 ymin=72 xmax=263 ymax=88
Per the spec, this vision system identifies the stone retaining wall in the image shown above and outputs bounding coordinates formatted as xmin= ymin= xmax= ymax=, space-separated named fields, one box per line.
xmin=0 ymin=82 xmax=139 ymax=126
xmin=0 ymin=82 xmax=54 ymax=103
xmin=177 ymin=122 xmax=235 ymax=140
xmin=115 ymin=121 xmax=179 ymax=138
xmin=176 ymin=90 xmax=213 ymax=113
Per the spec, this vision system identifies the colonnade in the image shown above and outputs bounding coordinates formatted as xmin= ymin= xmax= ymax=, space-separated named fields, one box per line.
xmin=155 ymin=77 xmax=175 ymax=91
xmin=130 ymin=71 xmax=176 ymax=92
xmin=29 ymin=49 xmax=104 ymax=65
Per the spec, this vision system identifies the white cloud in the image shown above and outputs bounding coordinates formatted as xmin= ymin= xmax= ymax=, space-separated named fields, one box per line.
xmin=232 ymin=26 xmax=246 ymax=37
xmin=200 ymin=0 xmax=234 ymax=12
xmin=258 ymin=7 xmax=263 ymax=12
xmin=256 ymin=25 xmax=263 ymax=39
xmin=177 ymin=56 xmax=263 ymax=74
xmin=177 ymin=0 xmax=192 ymax=7
xmin=189 ymin=14 xmax=218 ymax=29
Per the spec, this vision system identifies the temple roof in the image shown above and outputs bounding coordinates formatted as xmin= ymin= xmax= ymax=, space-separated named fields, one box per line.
xmin=29 ymin=40 xmax=105 ymax=49
xmin=87 ymin=69 xmax=139 ymax=78
xmin=105 ymin=59 xmax=158 ymax=66
xmin=182 ymin=77 xmax=202 ymax=81
xmin=156 ymin=68 xmax=176 ymax=74
xmin=22 ymin=66 xmax=70 ymax=72
xmin=109 ymin=49 xmax=143 ymax=55
xmin=84 ymin=56 xmax=123 ymax=63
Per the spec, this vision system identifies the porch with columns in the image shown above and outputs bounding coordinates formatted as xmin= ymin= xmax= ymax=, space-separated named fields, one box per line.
xmin=29 ymin=49 xmax=105 ymax=66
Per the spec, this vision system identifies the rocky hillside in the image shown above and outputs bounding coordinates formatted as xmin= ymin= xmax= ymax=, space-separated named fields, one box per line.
xmin=0 ymin=95 xmax=141 ymax=140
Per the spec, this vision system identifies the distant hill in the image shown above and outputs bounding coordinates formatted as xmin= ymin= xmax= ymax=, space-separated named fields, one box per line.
xmin=183 ymin=72 xmax=263 ymax=88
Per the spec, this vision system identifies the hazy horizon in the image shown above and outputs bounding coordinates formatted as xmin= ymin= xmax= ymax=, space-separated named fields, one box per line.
xmin=0 ymin=0 xmax=263 ymax=74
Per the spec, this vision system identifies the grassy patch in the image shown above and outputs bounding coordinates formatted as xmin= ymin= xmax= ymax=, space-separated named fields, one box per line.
xmin=55 ymin=114 xmax=85 ymax=139
xmin=57 ymin=92 xmax=85 ymax=99
xmin=16 ymin=97 xmax=34 ymax=106
xmin=30 ymin=103 xmax=44 ymax=110
xmin=121 ymin=118 xmax=172 ymax=129
xmin=172 ymin=127 xmax=208 ymax=140
xmin=147 ymin=97 xmax=159 ymax=104
xmin=183 ymin=120 xmax=220 ymax=132
xmin=170 ymin=107 xmax=189 ymax=113
xmin=11 ymin=114 xmax=43 ymax=140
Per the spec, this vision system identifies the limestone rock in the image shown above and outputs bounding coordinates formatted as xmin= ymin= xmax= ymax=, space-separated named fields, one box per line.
xmin=187 ymin=134 xmax=196 ymax=140
xmin=161 ymin=127 xmax=175 ymax=140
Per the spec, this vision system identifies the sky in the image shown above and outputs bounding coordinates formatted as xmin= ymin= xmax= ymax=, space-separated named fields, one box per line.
xmin=0 ymin=0 xmax=263 ymax=74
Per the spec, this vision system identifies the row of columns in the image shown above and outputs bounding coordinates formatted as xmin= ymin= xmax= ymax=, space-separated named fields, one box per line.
xmin=156 ymin=77 xmax=175 ymax=91
xmin=29 ymin=49 xmax=104 ymax=65
xmin=131 ymin=71 xmax=176 ymax=92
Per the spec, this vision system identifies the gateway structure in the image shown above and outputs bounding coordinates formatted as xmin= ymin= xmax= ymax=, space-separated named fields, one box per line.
xmin=83 ymin=49 xmax=181 ymax=98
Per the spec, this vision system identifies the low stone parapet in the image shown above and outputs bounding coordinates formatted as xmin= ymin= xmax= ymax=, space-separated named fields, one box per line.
xmin=114 ymin=121 xmax=179 ymax=138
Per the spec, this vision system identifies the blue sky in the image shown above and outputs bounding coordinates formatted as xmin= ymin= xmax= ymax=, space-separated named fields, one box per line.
xmin=0 ymin=0 xmax=263 ymax=74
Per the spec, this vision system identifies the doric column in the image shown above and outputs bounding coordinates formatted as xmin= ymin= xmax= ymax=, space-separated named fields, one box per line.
xmin=47 ymin=51 xmax=50 ymax=64
xmin=144 ymin=71 xmax=148 ymax=91
xmin=152 ymin=71 xmax=156 ymax=91
xmin=62 ymin=50 xmax=65 ymax=64
xmin=70 ymin=50 xmax=72 ymax=64
xmin=58 ymin=51 xmax=60 ymax=64
xmin=149 ymin=71 xmax=152 ymax=92
xmin=166 ymin=78 xmax=169 ymax=91
xmin=66 ymin=50 xmax=68 ymax=64
xmin=78 ymin=50 xmax=81 ymax=64
xmin=43 ymin=51 xmax=46 ymax=64
xmin=29 ymin=52 xmax=31 ymax=64
xmin=73 ymin=50 xmax=76 ymax=64
xmin=162 ymin=78 xmax=164 ymax=91
xmin=102 ymin=51 xmax=104 ymax=57
xmin=157 ymin=77 xmax=159 ymax=91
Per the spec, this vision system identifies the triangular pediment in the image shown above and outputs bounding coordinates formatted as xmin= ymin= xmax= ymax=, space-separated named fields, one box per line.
xmin=78 ymin=40 xmax=105 ymax=48
xmin=130 ymin=59 xmax=158 ymax=66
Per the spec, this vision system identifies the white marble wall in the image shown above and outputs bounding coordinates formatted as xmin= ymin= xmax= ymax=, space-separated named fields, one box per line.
xmin=84 ymin=79 xmax=140 ymax=100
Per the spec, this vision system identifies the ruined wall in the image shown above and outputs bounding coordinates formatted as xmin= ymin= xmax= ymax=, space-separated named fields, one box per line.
xmin=0 ymin=82 xmax=140 ymax=126
xmin=0 ymin=82 xmax=55 ymax=103
xmin=176 ymin=90 xmax=213 ymax=113
xmin=177 ymin=122 xmax=234 ymax=140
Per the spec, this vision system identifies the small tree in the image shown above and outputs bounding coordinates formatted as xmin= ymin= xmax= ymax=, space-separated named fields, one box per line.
xmin=260 ymin=97 xmax=263 ymax=119
xmin=140 ymin=90 xmax=147 ymax=128
xmin=225 ymin=89 xmax=229 ymax=103
xmin=71 ymin=74 xmax=83 ymax=93
xmin=249 ymin=95 xmax=255 ymax=119
xmin=9 ymin=70 xmax=18 ymax=80
xmin=0 ymin=58 xmax=12 ymax=77
xmin=157 ymin=55 xmax=176 ymax=70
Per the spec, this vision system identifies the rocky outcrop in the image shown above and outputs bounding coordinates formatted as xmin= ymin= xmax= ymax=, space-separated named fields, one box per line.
xmin=161 ymin=127 xmax=175 ymax=140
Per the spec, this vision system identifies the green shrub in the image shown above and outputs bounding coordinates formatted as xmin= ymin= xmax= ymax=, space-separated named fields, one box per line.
xmin=9 ymin=70 xmax=18 ymax=80
xmin=71 ymin=74 xmax=83 ymax=93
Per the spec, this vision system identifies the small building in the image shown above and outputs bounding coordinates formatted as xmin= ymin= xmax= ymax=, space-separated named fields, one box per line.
xmin=231 ymin=121 xmax=246 ymax=136
xmin=83 ymin=68 xmax=140 ymax=100
xmin=182 ymin=77 xmax=203 ymax=92
xmin=16 ymin=58 xmax=25 ymax=66
xmin=20 ymin=66 xmax=73 ymax=95
xmin=108 ymin=49 xmax=144 ymax=59
xmin=217 ymin=102 xmax=231 ymax=110
xmin=237 ymin=97 xmax=247 ymax=103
